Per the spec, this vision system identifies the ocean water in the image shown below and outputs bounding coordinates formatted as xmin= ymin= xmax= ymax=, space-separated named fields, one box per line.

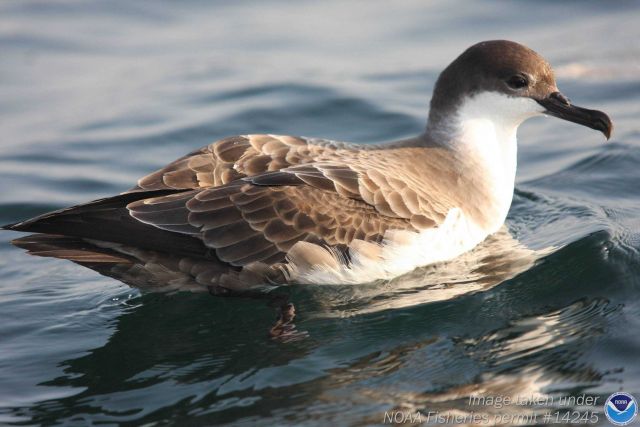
xmin=1 ymin=1 xmax=639 ymax=425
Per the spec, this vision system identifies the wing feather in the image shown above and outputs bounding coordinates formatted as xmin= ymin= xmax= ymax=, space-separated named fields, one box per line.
xmin=127 ymin=134 xmax=451 ymax=229
xmin=126 ymin=178 xmax=415 ymax=268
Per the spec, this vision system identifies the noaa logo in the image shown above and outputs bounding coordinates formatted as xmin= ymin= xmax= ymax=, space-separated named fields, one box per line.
xmin=605 ymin=392 xmax=637 ymax=425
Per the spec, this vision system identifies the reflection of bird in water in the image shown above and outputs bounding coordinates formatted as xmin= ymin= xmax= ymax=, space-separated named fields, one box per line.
xmin=290 ymin=227 xmax=555 ymax=317
xmin=4 ymin=40 xmax=611 ymax=294
xmin=299 ymin=299 xmax=615 ymax=426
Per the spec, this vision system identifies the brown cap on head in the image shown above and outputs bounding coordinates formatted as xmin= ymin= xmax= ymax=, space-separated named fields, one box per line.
xmin=427 ymin=40 xmax=612 ymax=139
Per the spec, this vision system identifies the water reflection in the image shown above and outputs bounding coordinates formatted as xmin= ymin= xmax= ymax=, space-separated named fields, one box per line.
xmin=5 ymin=295 xmax=616 ymax=425
xmin=5 ymin=290 xmax=317 ymax=424
xmin=6 ymin=228 xmax=622 ymax=425
xmin=234 ymin=299 xmax=616 ymax=426
xmin=304 ymin=227 xmax=554 ymax=317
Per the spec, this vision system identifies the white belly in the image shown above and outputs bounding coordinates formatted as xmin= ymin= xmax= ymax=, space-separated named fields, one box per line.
xmin=286 ymin=208 xmax=489 ymax=285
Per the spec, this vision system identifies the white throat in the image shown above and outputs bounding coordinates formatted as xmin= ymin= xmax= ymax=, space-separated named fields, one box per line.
xmin=436 ymin=92 xmax=544 ymax=231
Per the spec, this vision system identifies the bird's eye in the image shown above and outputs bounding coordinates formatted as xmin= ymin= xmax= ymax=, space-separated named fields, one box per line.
xmin=506 ymin=75 xmax=528 ymax=89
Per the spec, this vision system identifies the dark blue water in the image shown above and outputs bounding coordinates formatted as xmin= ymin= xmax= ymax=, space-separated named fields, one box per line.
xmin=1 ymin=1 xmax=639 ymax=425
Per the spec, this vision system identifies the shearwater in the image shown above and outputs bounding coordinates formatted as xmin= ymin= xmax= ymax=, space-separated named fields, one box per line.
xmin=4 ymin=40 xmax=613 ymax=291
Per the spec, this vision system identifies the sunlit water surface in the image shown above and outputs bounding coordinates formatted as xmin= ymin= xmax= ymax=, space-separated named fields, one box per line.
xmin=1 ymin=1 xmax=639 ymax=425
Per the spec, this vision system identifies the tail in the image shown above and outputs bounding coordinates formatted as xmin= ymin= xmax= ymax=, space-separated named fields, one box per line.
xmin=11 ymin=234 xmax=134 ymax=264
xmin=4 ymin=190 xmax=208 ymax=259
xmin=10 ymin=233 xmax=218 ymax=292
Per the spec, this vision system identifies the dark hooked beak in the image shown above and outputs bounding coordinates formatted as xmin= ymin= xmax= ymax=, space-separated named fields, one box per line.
xmin=536 ymin=92 xmax=613 ymax=140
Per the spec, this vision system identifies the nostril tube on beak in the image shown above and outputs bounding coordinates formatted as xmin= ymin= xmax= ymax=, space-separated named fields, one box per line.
xmin=550 ymin=92 xmax=571 ymax=106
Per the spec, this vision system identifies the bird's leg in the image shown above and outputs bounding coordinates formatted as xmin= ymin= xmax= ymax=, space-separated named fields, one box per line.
xmin=207 ymin=285 xmax=305 ymax=340
xmin=268 ymin=297 xmax=296 ymax=339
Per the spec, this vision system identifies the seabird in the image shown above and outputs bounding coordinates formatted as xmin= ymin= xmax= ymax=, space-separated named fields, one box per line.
xmin=4 ymin=40 xmax=612 ymax=292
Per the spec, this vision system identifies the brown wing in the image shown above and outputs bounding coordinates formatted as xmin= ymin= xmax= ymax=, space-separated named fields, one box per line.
xmin=128 ymin=134 xmax=324 ymax=192
xmin=128 ymin=134 xmax=449 ymax=228
xmin=9 ymin=178 xmax=414 ymax=289
xmin=127 ymin=180 xmax=413 ymax=268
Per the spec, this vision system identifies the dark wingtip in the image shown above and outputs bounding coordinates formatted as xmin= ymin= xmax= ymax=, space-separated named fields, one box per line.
xmin=2 ymin=219 xmax=34 ymax=231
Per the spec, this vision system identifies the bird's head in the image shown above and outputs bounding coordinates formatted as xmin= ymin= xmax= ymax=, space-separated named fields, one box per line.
xmin=427 ymin=40 xmax=612 ymax=139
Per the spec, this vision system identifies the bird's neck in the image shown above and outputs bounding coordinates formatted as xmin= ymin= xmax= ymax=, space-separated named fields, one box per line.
xmin=425 ymin=92 xmax=525 ymax=231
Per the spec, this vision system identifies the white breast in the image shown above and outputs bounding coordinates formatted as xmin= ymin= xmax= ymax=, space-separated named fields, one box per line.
xmin=285 ymin=208 xmax=486 ymax=285
xmin=453 ymin=92 xmax=544 ymax=231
